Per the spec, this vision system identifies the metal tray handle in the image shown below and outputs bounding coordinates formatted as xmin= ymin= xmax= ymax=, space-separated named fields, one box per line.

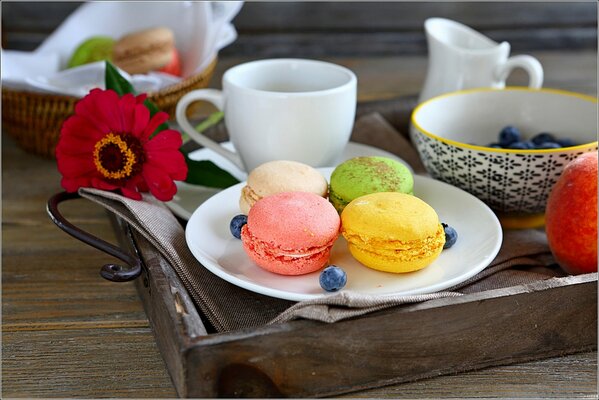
xmin=47 ymin=191 xmax=142 ymax=282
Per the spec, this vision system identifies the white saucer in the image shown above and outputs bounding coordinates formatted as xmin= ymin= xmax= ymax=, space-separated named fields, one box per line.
xmin=167 ymin=141 xmax=411 ymax=220
xmin=185 ymin=168 xmax=503 ymax=301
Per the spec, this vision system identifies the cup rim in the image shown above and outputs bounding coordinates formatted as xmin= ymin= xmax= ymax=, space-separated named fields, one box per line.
xmin=222 ymin=58 xmax=357 ymax=97
xmin=411 ymin=86 xmax=598 ymax=154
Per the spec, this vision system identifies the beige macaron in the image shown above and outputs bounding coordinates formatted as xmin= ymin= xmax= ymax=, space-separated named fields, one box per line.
xmin=113 ymin=27 xmax=175 ymax=74
xmin=239 ymin=160 xmax=329 ymax=214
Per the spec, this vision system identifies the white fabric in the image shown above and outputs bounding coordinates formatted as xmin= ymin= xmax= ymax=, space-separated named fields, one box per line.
xmin=1 ymin=1 xmax=243 ymax=95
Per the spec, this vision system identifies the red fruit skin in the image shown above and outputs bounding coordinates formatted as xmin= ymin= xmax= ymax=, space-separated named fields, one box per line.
xmin=158 ymin=48 xmax=181 ymax=77
xmin=545 ymin=152 xmax=598 ymax=275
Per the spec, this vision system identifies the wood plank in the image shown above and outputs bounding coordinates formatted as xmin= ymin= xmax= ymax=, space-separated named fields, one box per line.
xmin=4 ymin=2 xmax=595 ymax=33
xmin=2 ymin=2 xmax=596 ymax=53
xmin=338 ymin=352 xmax=597 ymax=398
xmin=2 ymin=327 xmax=177 ymax=398
xmin=221 ymin=28 xmax=597 ymax=57
xmin=232 ymin=2 xmax=597 ymax=31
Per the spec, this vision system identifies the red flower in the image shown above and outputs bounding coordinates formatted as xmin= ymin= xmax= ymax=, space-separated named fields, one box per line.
xmin=56 ymin=89 xmax=187 ymax=201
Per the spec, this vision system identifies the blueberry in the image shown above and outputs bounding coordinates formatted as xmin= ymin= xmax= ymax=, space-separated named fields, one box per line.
xmin=536 ymin=142 xmax=562 ymax=149
xmin=319 ymin=265 xmax=347 ymax=292
xmin=487 ymin=142 xmax=503 ymax=148
xmin=556 ymin=138 xmax=576 ymax=147
xmin=531 ymin=132 xmax=556 ymax=145
xmin=229 ymin=214 xmax=248 ymax=239
xmin=507 ymin=141 xmax=529 ymax=150
xmin=498 ymin=126 xmax=521 ymax=147
xmin=442 ymin=223 xmax=458 ymax=249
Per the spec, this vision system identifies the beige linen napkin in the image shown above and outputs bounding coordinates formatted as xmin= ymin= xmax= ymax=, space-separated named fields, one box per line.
xmin=79 ymin=112 xmax=563 ymax=331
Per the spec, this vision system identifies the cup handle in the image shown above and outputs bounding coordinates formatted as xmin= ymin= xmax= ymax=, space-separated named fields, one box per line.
xmin=175 ymin=89 xmax=244 ymax=170
xmin=495 ymin=55 xmax=544 ymax=89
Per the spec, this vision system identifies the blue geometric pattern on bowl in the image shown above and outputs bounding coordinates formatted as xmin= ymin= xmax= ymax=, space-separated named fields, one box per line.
xmin=411 ymin=129 xmax=597 ymax=214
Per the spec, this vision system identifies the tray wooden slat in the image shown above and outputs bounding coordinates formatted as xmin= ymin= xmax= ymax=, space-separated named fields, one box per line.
xmin=111 ymin=215 xmax=598 ymax=398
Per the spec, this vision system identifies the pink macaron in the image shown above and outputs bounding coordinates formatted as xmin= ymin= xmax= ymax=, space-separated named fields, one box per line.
xmin=241 ymin=191 xmax=341 ymax=275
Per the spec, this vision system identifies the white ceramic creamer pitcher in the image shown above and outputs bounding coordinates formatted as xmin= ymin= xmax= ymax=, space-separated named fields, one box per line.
xmin=418 ymin=18 xmax=544 ymax=103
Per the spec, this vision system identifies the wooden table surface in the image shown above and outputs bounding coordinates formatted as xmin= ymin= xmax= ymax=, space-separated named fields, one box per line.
xmin=3 ymin=52 xmax=597 ymax=398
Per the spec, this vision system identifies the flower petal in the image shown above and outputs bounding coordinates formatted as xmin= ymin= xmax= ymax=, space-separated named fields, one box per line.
xmin=132 ymin=104 xmax=150 ymax=138
xmin=61 ymin=176 xmax=92 ymax=192
xmin=141 ymin=111 xmax=169 ymax=140
xmin=135 ymin=93 xmax=147 ymax=104
xmin=55 ymin=133 xmax=96 ymax=156
xmin=142 ymin=164 xmax=178 ymax=201
xmin=145 ymin=149 xmax=187 ymax=181
xmin=120 ymin=186 xmax=142 ymax=200
xmin=144 ymin=129 xmax=183 ymax=151
xmin=91 ymin=177 xmax=119 ymax=191
xmin=74 ymin=89 xmax=111 ymax=132
xmin=95 ymin=89 xmax=125 ymax=133
xmin=60 ymin=114 xmax=106 ymax=142
xmin=56 ymin=154 xmax=96 ymax=178
xmin=119 ymin=93 xmax=137 ymax=133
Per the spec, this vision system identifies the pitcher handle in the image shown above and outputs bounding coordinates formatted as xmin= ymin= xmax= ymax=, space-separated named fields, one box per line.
xmin=495 ymin=55 xmax=544 ymax=89
xmin=47 ymin=192 xmax=143 ymax=282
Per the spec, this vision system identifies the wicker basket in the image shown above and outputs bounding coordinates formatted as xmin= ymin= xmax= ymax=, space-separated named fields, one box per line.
xmin=2 ymin=57 xmax=218 ymax=158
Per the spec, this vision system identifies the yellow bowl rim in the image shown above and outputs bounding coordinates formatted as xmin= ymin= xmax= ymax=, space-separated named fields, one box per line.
xmin=411 ymin=87 xmax=598 ymax=154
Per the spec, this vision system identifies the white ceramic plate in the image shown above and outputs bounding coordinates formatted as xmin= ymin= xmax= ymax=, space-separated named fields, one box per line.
xmin=185 ymin=168 xmax=503 ymax=301
xmin=167 ymin=141 xmax=411 ymax=220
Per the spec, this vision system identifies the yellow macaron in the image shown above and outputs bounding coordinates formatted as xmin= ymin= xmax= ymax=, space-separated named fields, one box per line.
xmin=341 ymin=192 xmax=445 ymax=273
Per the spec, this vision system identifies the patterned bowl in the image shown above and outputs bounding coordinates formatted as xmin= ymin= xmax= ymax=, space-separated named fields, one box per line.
xmin=410 ymin=87 xmax=597 ymax=218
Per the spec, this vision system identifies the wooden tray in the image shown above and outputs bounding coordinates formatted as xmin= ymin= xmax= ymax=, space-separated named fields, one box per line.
xmin=46 ymin=97 xmax=596 ymax=397
xmin=110 ymin=211 xmax=597 ymax=398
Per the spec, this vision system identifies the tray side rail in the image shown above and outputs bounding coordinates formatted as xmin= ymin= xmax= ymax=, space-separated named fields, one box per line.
xmin=185 ymin=274 xmax=597 ymax=398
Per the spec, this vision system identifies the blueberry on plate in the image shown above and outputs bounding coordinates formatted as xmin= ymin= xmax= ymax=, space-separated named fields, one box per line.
xmin=319 ymin=265 xmax=347 ymax=292
xmin=229 ymin=214 xmax=248 ymax=239
xmin=531 ymin=132 xmax=556 ymax=146
xmin=442 ymin=223 xmax=458 ymax=249
xmin=499 ymin=126 xmax=521 ymax=147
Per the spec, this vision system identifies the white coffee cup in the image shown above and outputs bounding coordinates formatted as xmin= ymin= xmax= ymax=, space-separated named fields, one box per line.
xmin=176 ymin=58 xmax=357 ymax=172
xmin=418 ymin=18 xmax=544 ymax=103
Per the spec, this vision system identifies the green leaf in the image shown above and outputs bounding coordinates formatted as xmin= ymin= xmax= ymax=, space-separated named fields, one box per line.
xmin=105 ymin=61 xmax=134 ymax=95
xmin=183 ymin=154 xmax=239 ymax=188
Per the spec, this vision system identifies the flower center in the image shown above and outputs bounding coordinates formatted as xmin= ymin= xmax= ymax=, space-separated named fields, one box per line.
xmin=93 ymin=133 xmax=145 ymax=183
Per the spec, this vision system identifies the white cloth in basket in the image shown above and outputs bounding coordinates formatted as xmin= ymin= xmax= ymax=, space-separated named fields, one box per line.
xmin=1 ymin=1 xmax=242 ymax=95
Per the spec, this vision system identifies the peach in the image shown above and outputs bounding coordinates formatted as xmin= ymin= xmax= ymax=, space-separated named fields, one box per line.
xmin=545 ymin=152 xmax=598 ymax=275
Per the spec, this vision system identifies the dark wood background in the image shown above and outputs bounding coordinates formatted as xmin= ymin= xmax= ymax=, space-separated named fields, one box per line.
xmin=2 ymin=1 xmax=597 ymax=55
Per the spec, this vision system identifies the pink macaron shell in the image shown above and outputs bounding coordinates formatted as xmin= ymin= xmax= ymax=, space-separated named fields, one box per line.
xmin=241 ymin=191 xmax=341 ymax=275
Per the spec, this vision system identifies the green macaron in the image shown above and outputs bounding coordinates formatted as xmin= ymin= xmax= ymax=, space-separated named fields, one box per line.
xmin=329 ymin=156 xmax=414 ymax=213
